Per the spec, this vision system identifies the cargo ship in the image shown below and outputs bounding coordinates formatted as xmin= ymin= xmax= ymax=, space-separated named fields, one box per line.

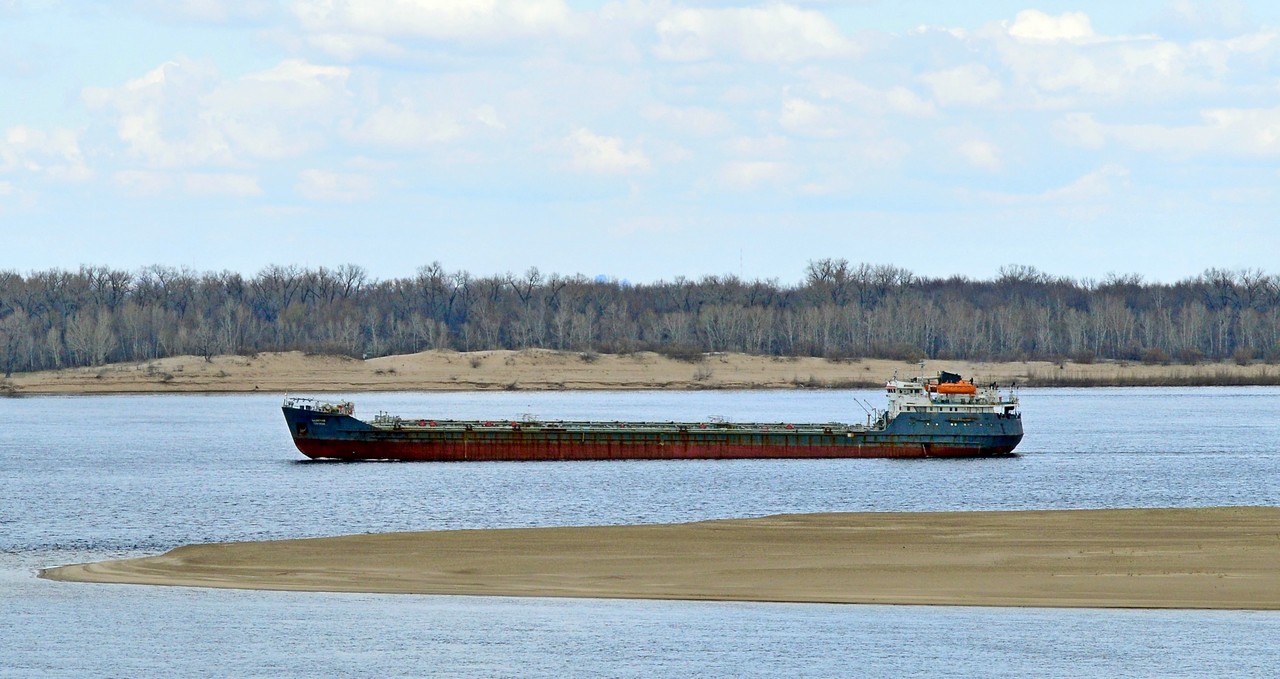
xmin=281 ymin=371 xmax=1022 ymax=461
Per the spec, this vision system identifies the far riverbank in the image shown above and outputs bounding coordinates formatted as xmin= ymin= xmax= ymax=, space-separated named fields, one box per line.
xmin=4 ymin=349 xmax=1280 ymax=395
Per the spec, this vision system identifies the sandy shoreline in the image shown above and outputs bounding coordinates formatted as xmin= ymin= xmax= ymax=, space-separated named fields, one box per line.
xmin=42 ymin=507 xmax=1280 ymax=609
xmin=4 ymin=349 xmax=1280 ymax=395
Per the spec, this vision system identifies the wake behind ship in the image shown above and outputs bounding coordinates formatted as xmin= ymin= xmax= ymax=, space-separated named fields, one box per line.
xmin=281 ymin=372 xmax=1023 ymax=461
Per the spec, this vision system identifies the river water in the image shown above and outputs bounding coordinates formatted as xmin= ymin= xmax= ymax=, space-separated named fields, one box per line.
xmin=3 ymin=388 xmax=1279 ymax=677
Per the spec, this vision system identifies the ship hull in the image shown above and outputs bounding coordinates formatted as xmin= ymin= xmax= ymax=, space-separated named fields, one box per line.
xmin=283 ymin=407 xmax=1022 ymax=461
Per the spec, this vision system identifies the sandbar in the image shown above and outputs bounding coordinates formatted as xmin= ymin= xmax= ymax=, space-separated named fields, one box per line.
xmin=42 ymin=507 xmax=1280 ymax=609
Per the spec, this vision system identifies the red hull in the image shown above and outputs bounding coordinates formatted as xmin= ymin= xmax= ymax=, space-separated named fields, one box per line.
xmin=292 ymin=438 xmax=1015 ymax=461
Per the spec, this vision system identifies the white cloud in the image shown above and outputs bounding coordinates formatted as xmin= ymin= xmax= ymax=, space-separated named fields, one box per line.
xmin=564 ymin=128 xmax=650 ymax=175
xmin=220 ymin=59 xmax=350 ymax=111
xmin=84 ymin=58 xmax=351 ymax=168
xmin=184 ymin=173 xmax=263 ymax=197
xmin=1057 ymin=112 xmax=1106 ymax=148
xmin=0 ymin=125 xmax=92 ymax=181
xmin=778 ymin=98 xmax=848 ymax=137
xmin=1153 ymin=0 xmax=1251 ymax=38
xmin=213 ymin=60 xmax=353 ymax=160
xmin=799 ymin=70 xmax=935 ymax=117
xmin=348 ymin=100 xmax=466 ymax=149
xmin=856 ymin=138 xmax=912 ymax=166
xmin=974 ymin=11 xmax=1277 ymax=106
xmin=296 ymin=169 xmax=374 ymax=202
xmin=883 ymin=87 xmax=936 ymax=118
xmin=642 ymin=104 xmax=731 ymax=137
xmin=474 ymin=105 xmax=506 ymax=131
xmin=133 ymin=0 xmax=274 ymax=24
xmin=1188 ymin=31 xmax=1280 ymax=75
xmin=345 ymin=155 xmax=400 ymax=172
xmin=1006 ymin=10 xmax=1096 ymax=43
xmin=112 ymin=170 xmax=263 ymax=197
xmin=725 ymin=135 xmax=790 ymax=158
xmin=796 ymin=177 xmax=846 ymax=196
xmin=654 ymin=4 xmax=859 ymax=63
xmin=113 ymin=170 xmax=174 ymax=195
xmin=0 ymin=178 xmax=35 ymax=213
xmin=1060 ymin=108 xmax=1280 ymax=157
xmin=958 ymin=140 xmax=1002 ymax=171
xmin=301 ymin=32 xmax=406 ymax=61
xmin=719 ymin=160 xmax=789 ymax=190
xmin=911 ymin=24 xmax=968 ymax=40
xmin=978 ymin=164 xmax=1129 ymax=205
xmin=919 ymin=64 xmax=1004 ymax=107
xmin=84 ymin=59 xmax=231 ymax=168
xmin=1210 ymin=185 xmax=1273 ymax=204
xmin=291 ymin=0 xmax=572 ymax=41
xmin=1042 ymin=164 xmax=1129 ymax=201
xmin=1025 ymin=41 xmax=1186 ymax=97
xmin=649 ymin=139 xmax=694 ymax=164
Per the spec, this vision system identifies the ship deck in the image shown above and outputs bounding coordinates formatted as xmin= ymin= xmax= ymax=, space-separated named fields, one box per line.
xmin=368 ymin=417 xmax=871 ymax=435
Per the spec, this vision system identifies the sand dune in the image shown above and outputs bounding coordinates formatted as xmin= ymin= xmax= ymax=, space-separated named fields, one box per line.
xmin=42 ymin=507 xmax=1280 ymax=609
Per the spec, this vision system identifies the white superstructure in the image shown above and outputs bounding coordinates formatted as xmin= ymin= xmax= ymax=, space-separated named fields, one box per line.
xmin=883 ymin=374 xmax=1019 ymax=419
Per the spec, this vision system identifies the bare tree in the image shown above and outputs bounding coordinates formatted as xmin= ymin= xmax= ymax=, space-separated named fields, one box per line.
xmin=0 ymin=309 xmax=33 ymax=376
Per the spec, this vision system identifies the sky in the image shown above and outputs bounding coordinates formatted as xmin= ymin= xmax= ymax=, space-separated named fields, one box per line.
xmin=2 ymin=0 xmax=1279 ymax=285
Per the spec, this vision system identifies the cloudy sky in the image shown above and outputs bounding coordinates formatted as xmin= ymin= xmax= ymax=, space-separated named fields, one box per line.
xmin=2 ymin=1 xmax=1279 ymax=284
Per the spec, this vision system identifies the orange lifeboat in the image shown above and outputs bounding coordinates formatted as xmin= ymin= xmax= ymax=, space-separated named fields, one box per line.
xmin=936 ymin=381 xmax=977 ymax=395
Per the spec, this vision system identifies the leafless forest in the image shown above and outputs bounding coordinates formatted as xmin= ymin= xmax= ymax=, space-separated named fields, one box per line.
xmin=1 ymin=260 xmax=1278 ymax=376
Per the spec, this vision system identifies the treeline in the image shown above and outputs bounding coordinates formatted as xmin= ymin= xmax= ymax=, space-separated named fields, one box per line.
xmin=2 ymin=260 xmax=1279 ymax=376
